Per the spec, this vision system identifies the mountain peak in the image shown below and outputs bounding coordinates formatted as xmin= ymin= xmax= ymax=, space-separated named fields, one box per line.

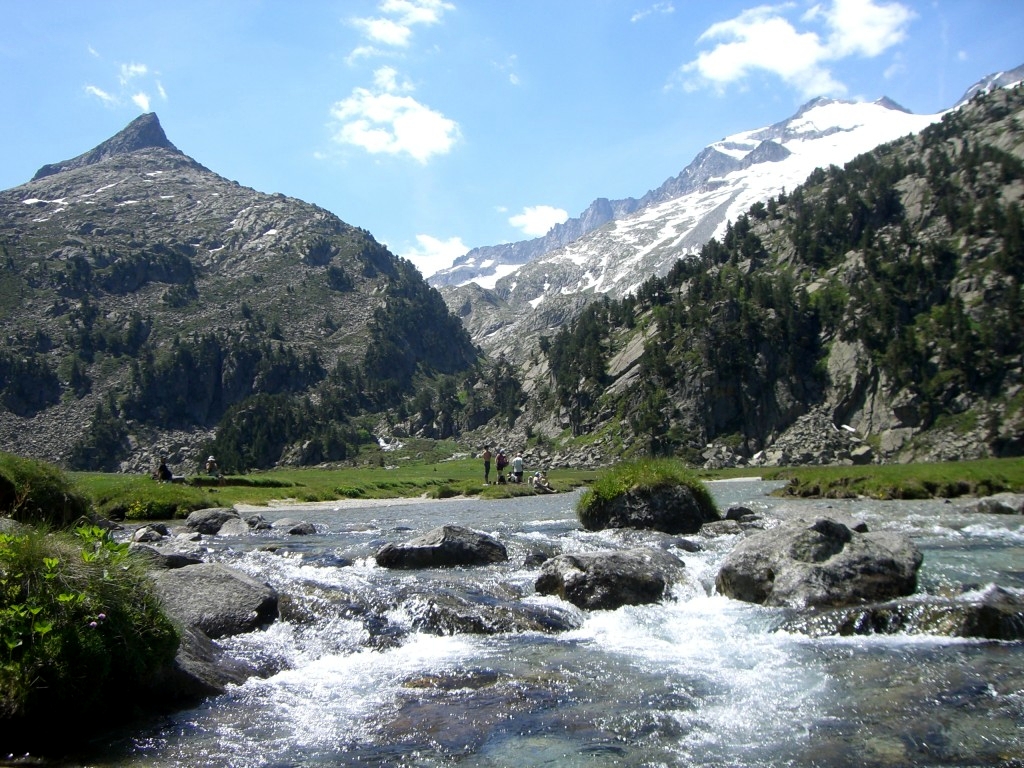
xmin=31 ymin=112 xmax=180 ymax=181
xmin=874 ymin=96 xmax=910 ymax=113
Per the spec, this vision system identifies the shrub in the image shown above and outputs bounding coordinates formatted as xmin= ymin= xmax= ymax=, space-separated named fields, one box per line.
xmin=0 ymin=524 xmax=179 ymax=749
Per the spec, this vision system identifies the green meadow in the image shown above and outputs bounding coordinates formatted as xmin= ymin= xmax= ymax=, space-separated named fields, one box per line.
xmin=65 ymin=453 xmax=1024 ymax=522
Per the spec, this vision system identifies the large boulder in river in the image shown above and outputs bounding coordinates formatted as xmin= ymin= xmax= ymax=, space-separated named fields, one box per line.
xmin=578 ymin=483 xmax=721 ymax=534
xmin=184 ymin=506 xmax=241 ymax=534
xmin=535 ymin=547 xmax=686 ymax=610
xmin=375 ymin=524 xmax=508 ymax=568
xmin=150 ymin=562 xmax=279 ymax=639
xmin=715 ymin=517 xmax=922 ymax=609
xmin=964 ymin=493 xmax=1024 ymax=515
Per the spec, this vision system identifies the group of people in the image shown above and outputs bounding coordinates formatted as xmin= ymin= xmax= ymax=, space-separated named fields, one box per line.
xmin=153 ymin=454 xmax=222 ymax=484
xmin=481 ymin=445 xmax=554 ymax=492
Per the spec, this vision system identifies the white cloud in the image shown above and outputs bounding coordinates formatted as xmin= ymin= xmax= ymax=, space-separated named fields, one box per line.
xmin=508 ymin=205 xmax=569 ymax=238
xmin=823 ymin=0 xmax=913 ymax=58
xmin=119 ymin=62 xmax=148 ymax=85
xmin=373 ymin=65 xmax=412 ymax=92
xmin=351 ymin=0 xmax=454 ymax=54
xmin=631 ymin=2 xmax=674 ymax=23
xmin=84 ymin=85 xmax=116 ymax=105
xmin=355 ymin=16 xmax=412 ymax=46
xmin=401 ymin=233 xmax=468 ymax=277
xmin=132 ymin=92 xmax=151 ymax=111
xmin=329 ymin=70 xmax=460 ymax=162
xmin=680 ymin=0 xmax=914 ymax=98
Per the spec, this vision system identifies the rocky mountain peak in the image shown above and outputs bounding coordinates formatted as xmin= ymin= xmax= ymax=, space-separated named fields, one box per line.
xmin=31 ymin=112 xmax=180 ymax=181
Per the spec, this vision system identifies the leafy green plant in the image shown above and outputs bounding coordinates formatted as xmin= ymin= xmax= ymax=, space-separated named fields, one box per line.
xmin=0 ymin=524 xmax=178 ymax=745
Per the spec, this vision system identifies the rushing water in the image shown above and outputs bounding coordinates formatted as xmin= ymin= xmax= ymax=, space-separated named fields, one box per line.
xmin=83 ymin=480 xmax=1023 ymax=767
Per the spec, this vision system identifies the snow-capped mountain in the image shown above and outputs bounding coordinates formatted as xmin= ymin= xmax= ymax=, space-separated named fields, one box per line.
xmin=502 ymin=97 xmax=941 ymax=305
xmin=955 ymin=62 xmax=1024 ymax=106
xmin=432 ymin=96 xmax=939 ymax=294
xmin=439 ymin=95 xmax=944 ymax=361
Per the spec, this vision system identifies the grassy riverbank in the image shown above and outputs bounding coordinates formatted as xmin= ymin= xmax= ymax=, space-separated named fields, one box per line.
xmin=72 ymin=458 xmax=603 ymax=520
xmin=755 ymin=457 xmax=1024 ymax=499
xmin=68 ymin=456 xmax=1024 ymax=521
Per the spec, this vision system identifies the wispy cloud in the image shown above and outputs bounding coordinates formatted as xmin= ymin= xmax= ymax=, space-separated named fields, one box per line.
xmin=119 ymin=62 xmax=148 ymax=85
xmin=631 ymin=2 xmax=674 ymax=23
xmin=329 ymin=66 xmax=460 ymax=163
xmin=84 ymin=56 xmax=167 ymax=113
xmin=84 ymin=85 xmax=116 ymax=105
xmin=679 ymin=0 xmax=914 ymax=98
xmin=509 ymin=205 xmax=569 ymax=238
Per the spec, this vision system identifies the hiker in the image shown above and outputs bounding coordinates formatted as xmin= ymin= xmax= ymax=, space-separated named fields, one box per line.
xmin=482 ymin=445 xmax=492 ymax=484
xmin=495 ymin=449 xmax=508 ymax=484
xmin=511 ymin=451 xmax=524 ymax=484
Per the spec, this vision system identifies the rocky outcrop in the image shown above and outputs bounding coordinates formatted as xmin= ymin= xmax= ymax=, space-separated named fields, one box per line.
xmin=375 ymin=525 xmax=508 ymax=568
xmin=535 ymin=548 xmax=686 ymax=610
xmin=578 ymin=483 xmax=721 ymax=534
xmin=715 ymin=517 xmax=922 ymax=609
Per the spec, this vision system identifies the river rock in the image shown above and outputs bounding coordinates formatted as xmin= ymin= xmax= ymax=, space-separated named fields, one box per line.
xmin=964 ymin=493 xmax=1024 ymax=515
xmin=781 ymin=585 xmax=1024 ymax=640
xmin=579 ymin=483 xmax=721 ymax=534
xmin=535 ymin=547 xmax=685 ymax=610
xmin=148 ymin=625 xmax=260 ymax=702
xmin=402 ymin=586 xmax=583 ymax=635
xmin=715 ymin=517 xmax=922 ymax=609
xmin=129 ymin=543 xmax=203 ymax=570
xmin=184 ymin=506 xmax=241 ymax=534
xmin=375 ymin=524 xmax=508 ymax=568
xmin=150 ymin=562 xmax=279 ymax=639
xmin=273 ymin=517 xmax=317 ymax=535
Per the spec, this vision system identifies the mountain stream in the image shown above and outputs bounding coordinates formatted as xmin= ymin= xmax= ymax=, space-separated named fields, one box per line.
xmin=83 ymin=480 xmax=1023 ymax=767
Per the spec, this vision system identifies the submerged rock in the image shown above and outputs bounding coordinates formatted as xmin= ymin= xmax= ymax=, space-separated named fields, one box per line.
xmin=375 ymin=524 xmax=509 ymax=568
xmin=535 ymin=547 xmax=686 ymax=610
xmin=781 ymin=585 xmax=1024 ymax=640
xmin=715 ymin=517 xmax=922 ymax=609
xmin=403 ymin=586 xmax=583 ymax=635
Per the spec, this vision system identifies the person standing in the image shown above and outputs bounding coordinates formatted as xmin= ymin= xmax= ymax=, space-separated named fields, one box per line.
xmin=495 ymin=449 xmax=508 ymax=483
xmin=482 ymin=445 xmax=492 ymax=484
xmin=511 ymin=451 xmax=524 ymax=484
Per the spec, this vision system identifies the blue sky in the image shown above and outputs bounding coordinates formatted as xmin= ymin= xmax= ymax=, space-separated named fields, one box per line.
xmin=1 ymin=1 xmax=1022 ymax=277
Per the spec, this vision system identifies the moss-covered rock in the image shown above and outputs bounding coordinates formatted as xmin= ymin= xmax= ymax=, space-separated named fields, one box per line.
xmin=576 ymin=459 xmax=720 ymax=534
